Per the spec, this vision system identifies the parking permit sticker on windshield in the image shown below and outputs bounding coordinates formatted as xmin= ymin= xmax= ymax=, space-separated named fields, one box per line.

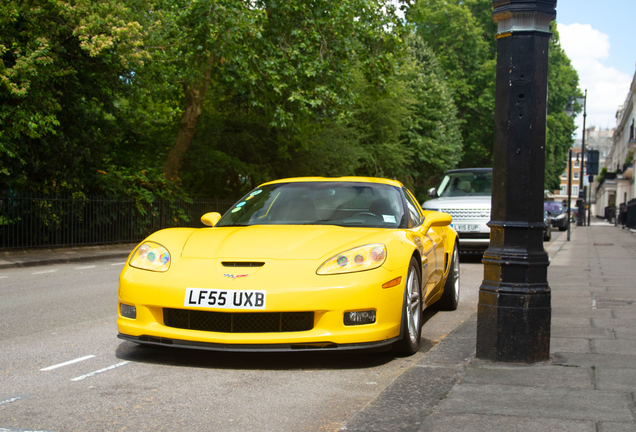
xmin=383 ymin=215 xmax=396 ymax=223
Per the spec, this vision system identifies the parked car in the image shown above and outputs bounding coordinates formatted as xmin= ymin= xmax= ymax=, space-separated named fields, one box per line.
xmin=422 ymin=168 xmax=492 ymax=252
xmin=544 ymin=201 xmax=568 ymax=231
xmin=118 ymin=177 xmax=460 ymax=356
xmin=543 ymin=210 xmax=552 ymax=241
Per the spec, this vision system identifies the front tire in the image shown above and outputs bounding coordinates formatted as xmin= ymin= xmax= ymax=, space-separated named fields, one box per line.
xmin=392 ymin=257 xmax=422 ymax=356
xmin=436 ymin=243 xmax=460 ymax=311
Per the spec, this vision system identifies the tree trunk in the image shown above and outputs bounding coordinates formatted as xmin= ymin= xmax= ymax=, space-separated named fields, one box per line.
xmin=163 ymin=54 xmax=216 ymax=180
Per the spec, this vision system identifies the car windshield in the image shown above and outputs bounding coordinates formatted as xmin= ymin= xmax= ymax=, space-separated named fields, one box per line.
xmin=544 ymin=202 xmax=564 ymax=215
xmin=437 ymin=171 xmax=492 ymax=197
xmin=217 ymin=182 xmax=406 ymax=228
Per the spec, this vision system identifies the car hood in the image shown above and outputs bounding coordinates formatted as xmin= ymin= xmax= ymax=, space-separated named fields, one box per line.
xmin=181 ymin=225 xmax=387 ymax=260
xmin=422 ymin=195 xmax=492 ymax=209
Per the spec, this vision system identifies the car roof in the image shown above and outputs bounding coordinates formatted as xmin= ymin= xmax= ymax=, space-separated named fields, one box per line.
xmin=260 ymin=176 xmax=404 ymax=188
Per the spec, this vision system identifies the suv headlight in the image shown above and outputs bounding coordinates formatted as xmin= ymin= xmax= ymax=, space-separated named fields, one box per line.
xmin=129 ymin=241 xmax=171 ymax=272
xmin=317 ymin=244 xmax=386 ymax=275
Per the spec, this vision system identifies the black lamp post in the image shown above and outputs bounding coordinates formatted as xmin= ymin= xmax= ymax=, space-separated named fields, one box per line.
xmin=565 ymin=90 xmax=587 ymax=226
xmin=476 ymin=0 xmax=555 ymax=363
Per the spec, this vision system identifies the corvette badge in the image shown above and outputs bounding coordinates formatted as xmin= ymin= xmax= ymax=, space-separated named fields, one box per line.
xmin=224 ymin=273 xmax=249 ymax=280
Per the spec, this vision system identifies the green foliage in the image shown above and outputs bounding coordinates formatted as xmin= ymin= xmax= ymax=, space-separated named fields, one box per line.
xmin=407 ymin=0 xmax=496 ymax=168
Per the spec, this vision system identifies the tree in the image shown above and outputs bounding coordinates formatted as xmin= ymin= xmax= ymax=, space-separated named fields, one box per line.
xmin=0 ymin=0 xmax=146 ymax=191
xmin=405 ymin=0 xmax=495 ymax=168
xmin=153 ymin=0 xmax=405 ymax=180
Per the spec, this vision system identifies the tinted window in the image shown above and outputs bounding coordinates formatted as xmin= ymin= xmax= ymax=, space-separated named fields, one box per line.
xmin=403 ymin=189 xmax=423 ymax=227
xmin=544 ymin=202 xmax=564 ymax=214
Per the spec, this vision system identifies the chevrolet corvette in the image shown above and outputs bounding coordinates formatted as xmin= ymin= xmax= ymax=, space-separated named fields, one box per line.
xmin=117 ymin=177 xmax=460 ymax=355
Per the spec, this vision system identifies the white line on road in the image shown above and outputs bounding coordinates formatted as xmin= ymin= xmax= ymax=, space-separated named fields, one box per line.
xmin=71 ymin=361 xmax=131 ymax=381
xmin=110 ymin=262 xmax=127 ymax=266
xmin=40 ymin=355 xmax=96 ymax=372
xmin=75 ymin=265 xmax=96 ymax=270
xmin=0 ymin=395 xmax=30 ymax=407
xmin=32 ymin=269 xmax=58 ymax=275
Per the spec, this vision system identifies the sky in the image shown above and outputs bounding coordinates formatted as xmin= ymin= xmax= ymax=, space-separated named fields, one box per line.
xmin=551 ymin=1 xmax=635 ymax=136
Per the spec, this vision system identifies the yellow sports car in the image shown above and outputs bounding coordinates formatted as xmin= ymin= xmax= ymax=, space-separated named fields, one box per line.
xmin=118 ymin=177 xmax=459 ymax=355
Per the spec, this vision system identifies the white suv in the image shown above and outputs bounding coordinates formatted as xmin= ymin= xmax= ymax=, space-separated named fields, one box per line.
xmin=422 ymin=168 xmax=492 ymax=252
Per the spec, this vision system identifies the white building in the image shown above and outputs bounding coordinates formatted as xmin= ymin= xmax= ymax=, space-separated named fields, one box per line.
xmin=594 ymin=72 xmax=636 ymax=218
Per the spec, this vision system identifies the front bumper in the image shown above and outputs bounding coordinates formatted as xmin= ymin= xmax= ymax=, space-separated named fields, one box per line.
xmin=118 ymin=333 xmax=399 ymax=352
xmin=117 ymin=259 xmax=407 ymax=349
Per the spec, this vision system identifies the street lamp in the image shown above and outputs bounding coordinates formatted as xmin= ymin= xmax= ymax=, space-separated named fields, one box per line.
xmin=565 ymin=90 xmax=587 ymax=226
xmin=476 ymin=0 xmax=555 ymax=363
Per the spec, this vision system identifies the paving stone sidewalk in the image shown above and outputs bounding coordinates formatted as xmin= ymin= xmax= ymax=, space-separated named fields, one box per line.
xmin=343 ymin=224 xmax=636 ymax=432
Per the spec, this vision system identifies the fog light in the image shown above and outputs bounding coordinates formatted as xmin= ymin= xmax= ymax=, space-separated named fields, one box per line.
xmin=120 ymin=303 xmax=136 ymax=319
xmin=344 ymin=310 xmax=376 ymax=326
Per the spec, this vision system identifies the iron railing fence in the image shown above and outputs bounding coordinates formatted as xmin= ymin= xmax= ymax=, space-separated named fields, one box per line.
xmin=0 ymin=192 xmax=236 ymax=250
xmin=625 ymin=199 xmax=636 ymax=229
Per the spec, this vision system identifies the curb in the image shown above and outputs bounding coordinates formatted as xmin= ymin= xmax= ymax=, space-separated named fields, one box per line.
xmin=0 ymin=251 xmax=132 ymax=270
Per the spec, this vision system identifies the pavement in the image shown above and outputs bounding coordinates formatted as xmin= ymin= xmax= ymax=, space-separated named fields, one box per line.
xmin=2 ymin=222 xmax=636 ymax=431
xmin=342 ymin=220 xmax=636 ymax=431
xmin=0 ymin=242 xmax=135 ymax=269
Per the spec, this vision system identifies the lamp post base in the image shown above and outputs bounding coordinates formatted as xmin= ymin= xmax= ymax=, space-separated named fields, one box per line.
xmin=477 ymin=288 xmax=551 ymax=363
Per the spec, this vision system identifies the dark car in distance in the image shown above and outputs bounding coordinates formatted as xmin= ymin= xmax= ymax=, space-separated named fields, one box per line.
xmin=544 ymin=201 xmax=568 ymax=231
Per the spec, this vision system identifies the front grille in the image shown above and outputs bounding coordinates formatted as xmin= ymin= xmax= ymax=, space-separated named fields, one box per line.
xmin=164 ymin=308 xmax=314 ymax=333
xmin=443 ymin=208 xmax=490 ymax=220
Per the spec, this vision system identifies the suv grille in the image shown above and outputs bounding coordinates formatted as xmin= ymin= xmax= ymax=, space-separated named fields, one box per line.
xmin=443 ymin=208 xmax=490 ymax=220
xmin=164 ymin=308 xmax=314 ymax=333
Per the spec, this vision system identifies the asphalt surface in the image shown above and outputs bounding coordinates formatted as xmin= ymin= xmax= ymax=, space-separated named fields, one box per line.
xmin=0 ymin=237 xmax=485 ymax=431
xmin=4 ymin=224 xmax=631 ymax=431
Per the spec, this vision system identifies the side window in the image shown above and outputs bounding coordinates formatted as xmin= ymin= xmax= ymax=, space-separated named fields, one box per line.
xmin=403 ymin=189 xmax=423 ymax=227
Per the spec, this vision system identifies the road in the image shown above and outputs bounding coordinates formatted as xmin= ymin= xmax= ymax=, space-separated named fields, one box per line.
xmin=0 ymin=232 xmax=562 ymax=431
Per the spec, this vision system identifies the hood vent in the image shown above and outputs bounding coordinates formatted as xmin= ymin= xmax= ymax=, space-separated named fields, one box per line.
xmin=222 ymin=262 xmax=265 ymax=267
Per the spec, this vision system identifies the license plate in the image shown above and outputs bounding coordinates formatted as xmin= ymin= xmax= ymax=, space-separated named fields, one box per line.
xmin=185 ymin=288 xmax=266 ymax=310
xmin=453 ymin=224 xmax=479 ymax=232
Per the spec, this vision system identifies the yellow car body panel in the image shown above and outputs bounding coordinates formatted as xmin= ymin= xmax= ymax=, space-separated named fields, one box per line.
xmin=117 ymin=177 xmax=458 ymax=352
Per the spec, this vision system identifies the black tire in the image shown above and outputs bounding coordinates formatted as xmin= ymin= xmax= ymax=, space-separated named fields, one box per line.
xmin=558 ymin=226 xmax=567 ymax=232
xmin=436 ymin=243 xmax=460 ymax=311
xmin=392 ymin=257 xmax=422 ymax=356
xmin=543 ymin=226 xmax=552 ymax=241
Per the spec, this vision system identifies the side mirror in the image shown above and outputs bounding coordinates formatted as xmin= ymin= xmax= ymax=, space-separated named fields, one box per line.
xmin=201 ymin=212 xmax=222 ymax=227
xmin=422 ymin=211 xmax=452 ymax=232
xmin=428 ymin=187 xmax=437 ymax=198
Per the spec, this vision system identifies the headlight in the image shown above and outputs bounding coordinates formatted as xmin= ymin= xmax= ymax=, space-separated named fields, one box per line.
xmin=317 ymin=243 xmax=386 ymax=275
xmin=129 ymin=241 xmax=171 ymax=272
xmin=554 ymin=213 xmax=566 ymax=220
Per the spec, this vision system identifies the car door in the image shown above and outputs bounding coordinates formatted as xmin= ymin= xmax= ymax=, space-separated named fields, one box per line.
xmin=403 ymin=189 xmax=443 ymax=300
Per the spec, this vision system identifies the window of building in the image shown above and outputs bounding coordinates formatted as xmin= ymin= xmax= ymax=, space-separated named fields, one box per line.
xmin=574 ymin=160 xmax=580 ymax=168
xmin=573 ymin=185 xmax=579 ymax=196
xmin=560 ymin=185 xmax=567 ymax=196
xmin=573 ymin=172 xmax=579 ymax=180
xmin=561 ymin=172 xmax=567 ymax=179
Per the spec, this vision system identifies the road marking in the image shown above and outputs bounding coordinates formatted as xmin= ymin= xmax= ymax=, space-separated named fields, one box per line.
xmin=40 ymin=355 xmax=96 ymax=372
xmin=32 ymin=269 xmax=58 ymax=275
xmin=0 ymin=395 xmax=30 ymax=407
xmin=110 ymin=262 xmax=126 ymax=266
xmin=0 ymin=428 xmax=54 ymax=432
xmin=71 ymin=361 xmax=131 ymax=381
xmin=75 ymin=265 xmax=96 ymax=270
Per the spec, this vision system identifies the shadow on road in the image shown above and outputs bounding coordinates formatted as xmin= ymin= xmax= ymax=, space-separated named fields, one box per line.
xmin=115 ymin=340 xmax=403 ymax=370
xmin=115 ymin=312 xmax=441 ymax=371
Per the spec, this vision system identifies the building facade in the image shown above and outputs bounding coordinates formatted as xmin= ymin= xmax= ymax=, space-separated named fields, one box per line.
xmin=594 ymin=71 xmax=636 ymax=218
